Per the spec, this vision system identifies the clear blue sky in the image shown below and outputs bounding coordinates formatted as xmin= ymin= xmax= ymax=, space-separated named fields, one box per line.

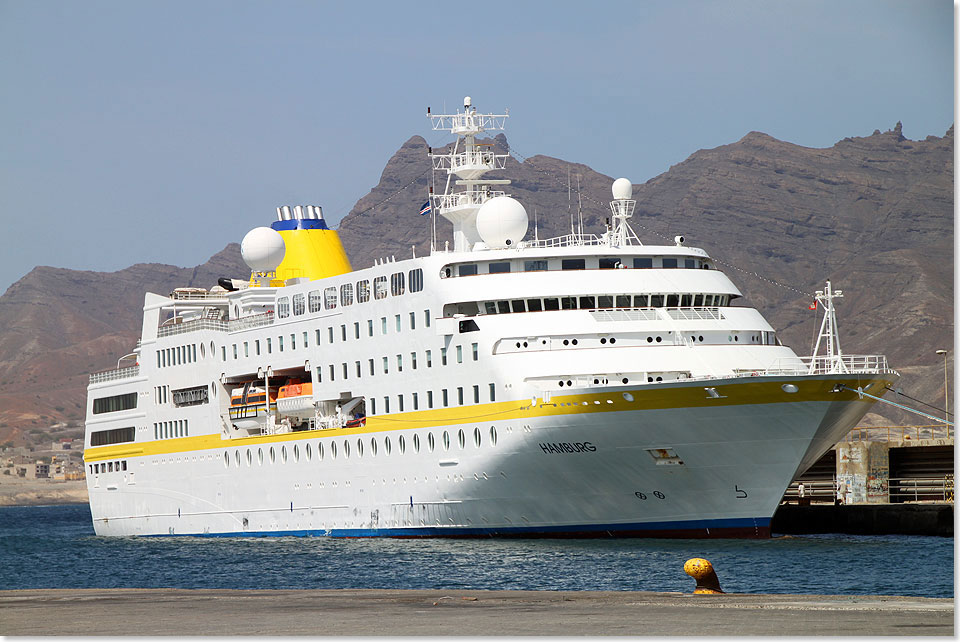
xmin=0 ymin=0 xmax=953 ymax=293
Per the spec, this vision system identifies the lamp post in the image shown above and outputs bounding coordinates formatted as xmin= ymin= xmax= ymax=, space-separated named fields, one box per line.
xmin=936 ymin=349 xmax=948 ymax=436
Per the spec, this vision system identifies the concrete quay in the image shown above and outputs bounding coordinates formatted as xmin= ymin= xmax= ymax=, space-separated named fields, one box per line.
xmin=0 ymin=588 xmax=952 ymax=636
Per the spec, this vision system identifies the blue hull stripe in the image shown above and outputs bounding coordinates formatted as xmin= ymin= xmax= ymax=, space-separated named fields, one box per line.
xmin=146 ymin=516 xmax=771 ymax=539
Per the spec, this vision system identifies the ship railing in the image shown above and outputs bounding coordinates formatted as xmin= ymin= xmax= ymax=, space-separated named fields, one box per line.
xmin=737 ymin=354 xmax=893 ymax=377
xmin=432 ymin=150 xmax=507 ymax=172
xmin=157 ymin=311 xmax=274 ymax=337
xmin=89 ymin=365 xmax=140 ymax=384
xmin=434 ymin=191 xmax=506 ymax=211
xmin=522 ymin=232 xmax=605 ymax=249
xmin=663 ymin=307 xmax=724 ymax=321
xmin=590 ymin=309 xmax=660 ymax=322
xmin=847 ymin=424 xmax=952 ymax=442
xmin=170 ymin=290 xmax=228 ymax=301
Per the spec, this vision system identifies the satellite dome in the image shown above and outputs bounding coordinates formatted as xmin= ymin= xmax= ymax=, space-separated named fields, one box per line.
xmin=612 ymin=177 xmax=633 ymax=200
xmin=476 ymin=196 xmax=528 ymax=249
xmin=241 ymin=227 xmax=285 ymax=272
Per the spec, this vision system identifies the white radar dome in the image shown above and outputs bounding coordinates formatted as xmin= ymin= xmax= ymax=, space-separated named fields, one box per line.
xmin=476 ymin=196 xmax=528 ymax=249
xmin=612 ymin=177 xmax=633 ymax=200
xmin=241 ymin=227 xmax=286 ymax=272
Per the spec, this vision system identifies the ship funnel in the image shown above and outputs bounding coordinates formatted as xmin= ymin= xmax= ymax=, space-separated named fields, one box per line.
xmin=261 ymin=204 xmax=352 ymax=283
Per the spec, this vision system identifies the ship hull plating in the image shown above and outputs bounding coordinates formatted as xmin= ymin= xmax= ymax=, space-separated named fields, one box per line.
xmin=86 ymin=377 xmax=890 ymax=539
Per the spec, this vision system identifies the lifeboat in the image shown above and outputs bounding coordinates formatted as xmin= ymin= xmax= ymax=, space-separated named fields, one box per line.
xmin=229 ymin=382 xmax=277 ymax=420
xmin=276 ymin=380 xmax=315 ymax=417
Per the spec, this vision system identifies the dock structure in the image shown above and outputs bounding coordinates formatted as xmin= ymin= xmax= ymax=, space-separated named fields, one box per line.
xmin=0 ymin=588 xmax=953 ymax=636
xmin=775 ymin=424 xmax=954 ymax=536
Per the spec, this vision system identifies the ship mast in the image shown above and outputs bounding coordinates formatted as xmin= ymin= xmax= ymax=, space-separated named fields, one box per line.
xmin=809 ymin=280 xmax=847 ymax=374
xmin=427 ymin=97 xmax=510 ymax=252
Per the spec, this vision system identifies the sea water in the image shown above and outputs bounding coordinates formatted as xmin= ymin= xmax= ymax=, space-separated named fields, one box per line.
xmin=0 ymin=505 xmax=952 ymax=597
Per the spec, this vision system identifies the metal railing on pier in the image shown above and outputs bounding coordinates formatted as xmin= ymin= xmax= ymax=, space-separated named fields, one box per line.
xmin=889 ymin=476 xmax=954 ymax=503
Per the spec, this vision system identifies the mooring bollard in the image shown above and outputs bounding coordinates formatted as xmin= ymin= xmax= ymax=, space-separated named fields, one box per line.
xmin=683 ymin=558 xmax=724 ymax=594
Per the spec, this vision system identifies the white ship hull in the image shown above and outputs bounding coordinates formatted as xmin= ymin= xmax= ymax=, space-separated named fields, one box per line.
xmin=86 ymin=375 xmax=892 ymax=538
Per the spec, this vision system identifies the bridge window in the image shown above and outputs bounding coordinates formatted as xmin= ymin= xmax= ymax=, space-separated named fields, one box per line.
xmin=340 ymin=283 xmax=354 ymax=306
xmin=662 ymin=258 xmax=678 ymax=269
xmin=527 ymin=299 xmax=543 ymax=312
xmin=634 ymin=258 xmax=653 ymax=268
xmin=90 ymin=426 xmax=135 ymax=446
xmin=458 ymin=264 xmax=478 ymax=276
xmin=561 ymin=258 xmax=585 ymax=270
xmin=409 ymin=268 xmax=424 ymax=292
xmin=666 ymin=294 xmax=680 ymax=307
xmin=357 ymin=280 xmax=371 ymax=303
xmin=544 ymin=298 xmax=560 ymax=311
xmin=524 ymin=260 xmax=547 ymax=271
xmin=489 ymin=262 xmax=511 ymax=274
xmin=599 ymin=257 xmax=620 ymax=269
xmin=308 ymin=290 xmax=322 ymax=312
xmin=94 ymin=393 xmax=138 ymax=415
xmin=293 ymin=293 xmax=305 ymax=315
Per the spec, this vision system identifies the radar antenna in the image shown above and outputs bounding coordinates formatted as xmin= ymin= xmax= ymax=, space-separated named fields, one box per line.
xmin=608 ymin=178 xmax=641 ymax=247
xmin=809 ymin=280 xmax=847 ymax=374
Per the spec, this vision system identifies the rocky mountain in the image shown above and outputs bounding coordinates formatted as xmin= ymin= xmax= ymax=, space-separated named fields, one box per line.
xmin=0 ymin=123 xmax=952 ymax=445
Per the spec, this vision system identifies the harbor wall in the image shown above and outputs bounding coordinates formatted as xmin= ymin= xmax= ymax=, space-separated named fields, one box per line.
xmin=772 ymin=503 xmax=953 ymax=537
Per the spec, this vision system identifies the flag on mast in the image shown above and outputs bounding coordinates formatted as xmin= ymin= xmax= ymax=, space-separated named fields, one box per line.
xmin=419 ymin=201 xmax=432 ymax=216
xmin=808 ymin=301 xmax=817 ymax=310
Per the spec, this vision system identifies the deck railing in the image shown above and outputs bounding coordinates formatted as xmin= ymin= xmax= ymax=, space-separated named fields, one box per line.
xmin=739 ymin=354 xmax=893 ymax=377
xmin=157 ymin=311 xmax=274 ymax=337
xmin=89 ymin=365 xmax=140 ymax=384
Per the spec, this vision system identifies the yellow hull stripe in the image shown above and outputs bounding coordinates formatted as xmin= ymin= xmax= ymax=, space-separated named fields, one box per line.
xmin=84 ymin=375 xmax=894 ymax=462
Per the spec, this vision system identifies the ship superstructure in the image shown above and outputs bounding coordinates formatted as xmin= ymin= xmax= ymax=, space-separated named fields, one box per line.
xmin=83 ymin=98 xmax=898 ymax=538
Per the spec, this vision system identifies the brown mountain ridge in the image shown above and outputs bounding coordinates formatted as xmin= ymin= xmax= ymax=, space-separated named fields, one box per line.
xmin=0 ymin=123 xmax=952 ymax=445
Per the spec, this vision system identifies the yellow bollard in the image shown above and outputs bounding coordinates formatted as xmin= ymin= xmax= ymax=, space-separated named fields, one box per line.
xmin=684 ymin=558 xmax=724 ymax=594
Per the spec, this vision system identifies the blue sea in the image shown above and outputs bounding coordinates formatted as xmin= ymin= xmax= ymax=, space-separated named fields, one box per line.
xmin=0 ymin=505 xmax=952 ymax=597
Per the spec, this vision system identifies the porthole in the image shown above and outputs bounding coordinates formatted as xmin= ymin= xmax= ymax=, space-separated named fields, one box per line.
xmin=600 ymin=338 xmax=607 ymax=344
xmin=563 ymin=339 xmax=569 ymax=346
xmin=489 ymin=425 xmax=498 ymax=446
xmin=609 ymin=337 xmax=616 ymax=344
xmin=593 ymin=378 xmax=599 ymax=384
xmin=428 ymin=433 xmax=436 ymax=452
xmin=269 ymin=447 xmax=276 ymax=464
xmin=621 ymin=377 xmax=628 ymax=384
xmin=516 ymin=342 xmax=521 ymax=348
xmin=474 ymin=427 xmax=481 ymax=447
xmin=246 ymin=449 xmax=252 ymax=466
xmin=343 ymin=439 xmax=351 ymax=458
xmin=699 ymin=335 xmax=704 ymax=342
xmin=655 ymin=336 xmax=662 ymax=343
xmin=413 ymin=434 xmax=420 ymax=453
xmin=223 ymin=451 xmax=230 ymax=468
xmin=293 ymin=444 xmax=299 ymax=462
xmin=398 ymin=435 xmax=405 ymax=454
xmin=571 ymin=339 xmax=578 ymax=345
xmin=258 ymin=448 xmax=264 ymax=465
xmin=647 ymin=376 xmax=653 ymax=382
xmin=782 ymin=384 xmax=799 ymax=394
xmin=305 ymin=443 xmax=312 ymax=460
xmin=234 ymin=450 xmax=240 ymax=467
xmin=558 ymin=380 xmax=564 ymax=387
xmin=647 ymin=337 xmax=653 ymax=343
xmin=566 ymin=380 xmax=572 ymax=387
xmin=734 ymin=335 xmax=739 ymax=342
xmin=656 ymin=376 xmax=663 ymax=382
xmin=385 ymin=436 xmax=392 ymax=455
xmin=522 ymin=341 xmax=528 ymax=347
xmin=623 ymin=392 xmax=634 ymax=402
xmin=458 ymin=429 xmax=465 ymax=449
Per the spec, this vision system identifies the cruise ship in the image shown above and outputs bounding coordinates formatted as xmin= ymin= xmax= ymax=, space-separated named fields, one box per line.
xmin=83 ymin=97 xmax=898 ymax=538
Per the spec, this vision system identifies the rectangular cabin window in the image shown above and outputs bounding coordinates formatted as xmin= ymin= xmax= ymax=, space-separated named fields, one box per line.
xmin=93 ymin=393 xmax=138 ymax=415
xmin=458 ymin=264 xmax=478 ymax=276
xmin=666 ymin=294 xmax=680 ymax=307
xmin=441 ymin=348 xmax=448 ymax=366
xmin=315 ymin=329 xmax=321 ymax=345
xmin=457 ymin=387 xmax=464 ymax=405
xmin=291 ymin=333 xmax=297 ymax=350
xmin=634 ymin=294 xmax=649 ymax=307
xmin=373 ymin=276 xmax=388 ymax=299
xmin=367 ymin=319 xmax=374 ymax=336
xmin=255 ymin=340 xmax=261 ymax=355
xmin=413 ymin=392 xmax=419 ymax=410
xmin=424 ymin=309 xmax=431 ymax=327
xmin=384 ymin=397 xmax=390 ymax=413
xmin=411 ymin=352 xmax=418 ymax=369
xmin=489 ymin=383 xmax=496 ymax=402
xmin=427 ymin=390 xmax=434 ymax=409
xmin=579 ymin=296 xmax=596 ymax=309
xmin=650 ymin=295 xmax=664 ymax=307
xmin=355 ymin=361 xmax=361 ymax=378
xmin=634 ymin=258 xmax=653 ymax=269
xmin=395 ymin=314 xmax=401 ymax=332
xmin=496 ymin=301 xmax=510 ymax=314
xmin=157 ymin=351 xmax=161 ymax=368
xmin=381 ymin=317 xmax=387 ymax=335
xmin=524 ymin=260 xmax=547 ymax=272
xmin=233 ymin=344 xmax=238 ymax=359
xmin=473 ymin=385 xmax=480 ymax=403
xmin=369 ymin=358 xmax=375 ymax=376
xmin=694 ymin=294 xmax=704 ymax=306
xmin=243 ymin=342 xmax=249 ymax=357
xmin=342 ymin=363 xmax=348 ymax=379
xmin=371 ymin=398 xmax=376 ymax=415
xmin=90 ymin=426 xmax=135 ymax=447
xmin=561 ymin=258 xmax=585 ymax=270
xmin=616 ymin=295 xmax=631 ymax=308
xmin=426 ymin=350 xmax=432 ymax=367
xmin=561 ymin=297 xmax=578 ymax=310
xmin=396 ymin=354 xmax=403 ymax=372
xmin=316 ymin=367 xmax=322 ymax=383
xmin=328 ymin=327 xmax=334 ymax=343
xmin=681 ymin=295 xmax=692 ymax=307
xmin=527 ymin=299 xmax=543 ymax=312
xmin=293 ymin=293 xmax=305 ymax=315
xmin=685 ymin=259 xmax=697 ymax=269
xmin=442 ymin=389 xmax=449 ymax=407
xmin=341 ymin=324 xmax=347 ymax=341
xmin=662 ymin=258 xmax=678 ymax=269
xmin=324 ymin=287 xmax=338 ymax=309
xmin=340 ymin=283 xmax=354 ymax=306
xmin=308 ymin=290 xmax=322 ymax=312
xmin=278 ymin=336 xmax=284 ymax=352
xmin=329 ymin=364 xmax=335 ymax=381
xmin=409 ymin=311 xmax=416 ymax=330
xmin=456 ymin=345 xmax=463 ymax=363
xmin=543 ymin=298 xmax=560 ymax=311
xmin=266 ymin=338 xmax=272 ymax=354
xmin=390 ymin=272 xmax=405 ymax=296
xmin=598 ymin=295 xmax=614 ymax=309
xmin=221 ymin=346 xmax=226 ymax=361
xmin=599 ymin=257 xmax=621 ymax=269
xmin=472 ymin=343 xmax=478 ymax=360
xmin=510 ymin=300 xmax=526 ymax=313
xmin=354 ymin=322 xmax=360 ymax=339
xmin=409 ymin=268 xmax=424 ymax=292
xmin=382 ymin=357 xmax=389 ymax=374
xmin=356 ymin=280 xmax=370 ymax=303
xmin=398 ymin=394 xmax=404 ymax=412
xmin=489 ymin=262 xmax=511 ymax=274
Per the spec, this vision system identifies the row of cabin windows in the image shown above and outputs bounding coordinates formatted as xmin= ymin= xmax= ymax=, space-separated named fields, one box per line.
xmin=222 ymin=426 xmax=498 ymax=468
xmin=92 ymin=393 xmax=138 ymax=415
xmin=277 ymin=269 xmax=425 ymax=318
xmin=154 ymin=419 xmax=189 ymax=440
xmin=157 ymin=343 xmax=198 ymax=368
xmin=481 ymin=294 xmax=731 ymax=315
xmin=444 ymin=256 xmax=710 ymax=277
xmin=317 ymin=344 xmax=480 ymax=384
xmin=90 ymin=460 xmax=127 ymax=474
xmin=366 ymin=383 xmax=496 ymax=416
xmin=223 ymin=310 xmax=433 ymax=362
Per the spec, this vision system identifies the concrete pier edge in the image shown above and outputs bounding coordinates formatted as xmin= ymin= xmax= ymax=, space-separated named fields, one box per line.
xmin=0 ymin=588 xmax=952 ymax=636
